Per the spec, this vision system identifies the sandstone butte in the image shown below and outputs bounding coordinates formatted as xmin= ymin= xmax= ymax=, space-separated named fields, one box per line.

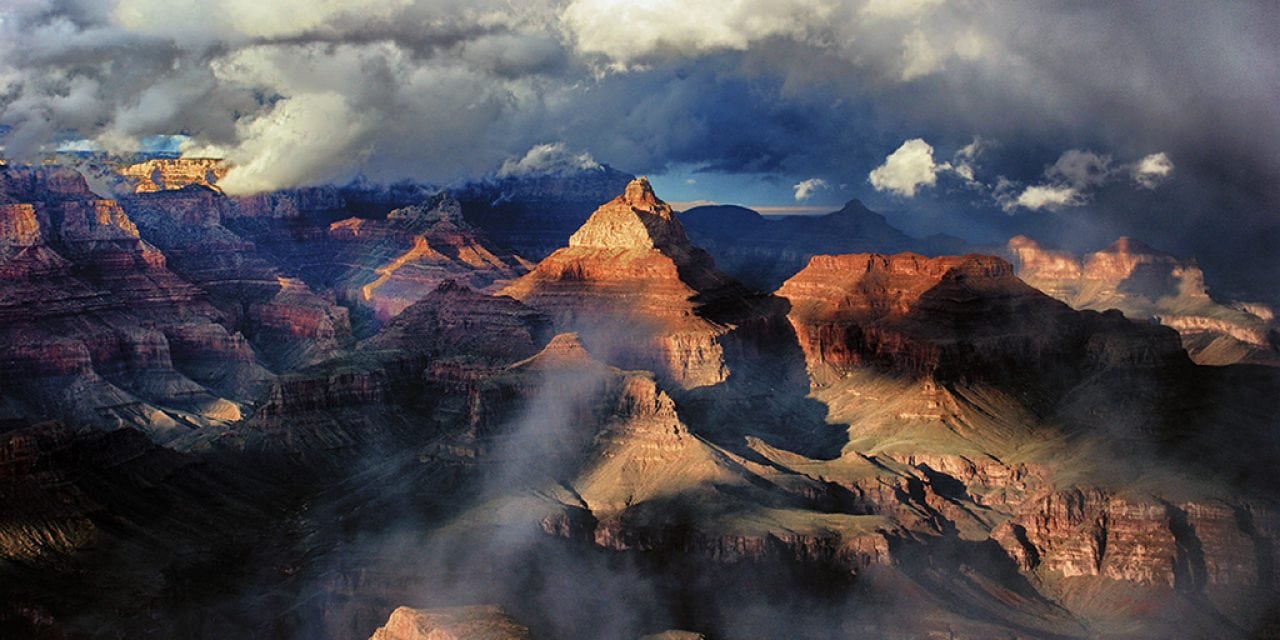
xmin=500 ymin=177 xmax=782 ymax=389
xmin=1008 ymin=234 xmax=1278 ymax=365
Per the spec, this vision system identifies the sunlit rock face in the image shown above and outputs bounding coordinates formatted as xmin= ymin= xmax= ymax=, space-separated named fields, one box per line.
xmin=501 ymin=178 xmax=782 ymax=389
xmin=327 ymin=193 xmax=529 ymax=320
xmin=118 ymin=158 xmax=228 ymax=193
xmin=457 ymin=165 xmax=637 ymax=260
xmin=1009 ymin=235 xmax=1279 ymax=365
xmin=778 ymin=251 xmax=1188 ymax=384
xmin=369 ymin=606 xmax=531 ymax=640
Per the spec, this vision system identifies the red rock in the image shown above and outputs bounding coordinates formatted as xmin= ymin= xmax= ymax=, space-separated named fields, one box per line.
xmin=501 ymin=178 xmax=778 ymax=389
xmin=1008 ymin=235 xmax=1278 ymax=365
xmin=368 ymin=605 xmax=531 ymax=640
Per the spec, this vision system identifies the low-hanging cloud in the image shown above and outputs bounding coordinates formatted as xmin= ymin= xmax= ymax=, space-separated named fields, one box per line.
xmin=497 ymin=142 xmax=601 ymax=178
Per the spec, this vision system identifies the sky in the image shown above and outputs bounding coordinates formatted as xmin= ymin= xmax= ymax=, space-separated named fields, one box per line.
xmin=1 ymin=1 xmax=1277 ymax=298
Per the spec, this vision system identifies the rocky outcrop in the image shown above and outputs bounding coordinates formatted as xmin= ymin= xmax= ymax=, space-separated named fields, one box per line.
xmin=119 ymin=186 xmax=352 ymax=369
xmin=118 ymin=158 xmax=228 ymax=193
xmin=778 ymin=252 xmax=1187 ymax=384
xmin=327 ymin=193 xmax=528 ymax=320
xmin=1008 ymin=235 xmax=1278 ymax=365
xmin=993 ymin=489 xmax=1279 ymax=590
xmin=501 ymin=178 xmax=782 ymax=389
xmin=369 ymin=605 xmax=531 ymax=640
xmin=0 ymin=167 xmax=272 ymax=437
xmin=362 ymin=280 xmax=550 ymax=366
xmin=457 ymin=165 xmax=636 ymax=260
xmin=679 ymin=200 xmax=961 ymax=291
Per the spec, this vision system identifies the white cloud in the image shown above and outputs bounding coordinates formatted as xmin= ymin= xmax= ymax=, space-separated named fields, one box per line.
xmin=792 ymin=177 xmax=830 ymax=201
xmin=497 ymin=142 xmax=601 ymax=178
xmin=1131 ymin=152 xmax=1174 ymax=188
xmin=869 ymin=138 xmax=949 ymax=197
xmin=1000 ymin=148 xmax=1172 ymax=212
xmin=1012 ymin=184 xmax=1082 ymax=211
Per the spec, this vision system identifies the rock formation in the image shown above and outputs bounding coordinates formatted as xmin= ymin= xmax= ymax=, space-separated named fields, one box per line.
xmin=369 ymin=606 xmax=531 ymax=640
xmin=327 ymin=193 xmax=529 ymax=320
xmin=1008 ymin=235 xmax=1279 ymax=365
xmin=679 ymin=200 xmax=964 ymax=291
xmin=778 ymin=252 xmax=1188 ymax=385
xmin=500 ymin=178 xmax=783 ymax=389
xmin=118 ymin=158 xmax=228 ymax=193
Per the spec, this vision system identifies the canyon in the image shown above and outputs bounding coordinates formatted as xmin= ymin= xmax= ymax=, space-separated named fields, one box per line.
xmin=0 ymin=164 xmax=1276 ymax=639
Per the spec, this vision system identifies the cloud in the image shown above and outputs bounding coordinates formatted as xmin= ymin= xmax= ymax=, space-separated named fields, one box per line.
xmin=998 ymin=148 xmax=1175 ymax=212
xmin=1131 ymin=152 xmax=1174 ymax=188
xmin=869 ymin=138 xmax=943 ymax=197
xmin=1012 ymin=184 xmax=1082 ymax=211
xmin=497 ymin=142 xmax=602 ymax=178
xmin=792 ymin=177 xmax=829 ymax=201
xmin=868 ymin=137 xmax=981 ymax=197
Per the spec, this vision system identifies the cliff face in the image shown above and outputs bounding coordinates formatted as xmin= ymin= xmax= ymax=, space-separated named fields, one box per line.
xmin=1008 ymin=235 xmax=1279 ymax=365
xmin=362 ymin=280 xmax=551 ymax=366
xmin=119 ymin=185 xmax=352 ymax=370
xmin=0 ymin=168 xmax=273 ymax=437
xmin=118 ymin=158 xmax=228 ymax=193
xmin=778 ymin=252 xmax=1187 ymax=385
xmin=327 ymin=193 xmax=529 ymax=320
xmin=501 ymin=179 xmax=780 ymax=389
xmin=679 ymin=200 xmax=952 ymax=291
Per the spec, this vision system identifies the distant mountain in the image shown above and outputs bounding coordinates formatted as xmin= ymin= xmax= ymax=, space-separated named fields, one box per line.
xmin=679 ymin=200 xmax=971 ymax=291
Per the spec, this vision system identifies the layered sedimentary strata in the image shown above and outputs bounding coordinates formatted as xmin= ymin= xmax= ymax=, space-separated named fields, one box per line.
xmin=327 ymin=193 xmax=528 ymax=320
xmin=778 ymin=252 xmax=1187 ymax=383
xmin=362 ymin=280 xmax=550 ymax=366
xmin=1008 ymin=235 xmax=1278 ymax=365
xmin=993 ymin=488 xmax=1280 ymax=590
xmin=118 ymin=158 xmax=228 ymax=193
xmin=0 ymin=168 xmax=271 ymax=436
xmin=501 ymin=178 xmax=782 ymax=389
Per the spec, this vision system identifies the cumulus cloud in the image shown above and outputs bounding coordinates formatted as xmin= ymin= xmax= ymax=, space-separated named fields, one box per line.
xmin=1012 ymin=184 xmax=1082 ymax=211
xmin=1000 ymin=149 xmax=1173 ymax=212
xmin=497 ymin=142 xmax=601 ymax=178
xmin=1131 ymin=152 xmax=1174 ymax=188
xmin=792 ymin=177 xmax=829 ymax=201
xmin=869 ymin=139 xmax=944 ymax=197
xmin=868 ymin=137 xmax=985 ymax=197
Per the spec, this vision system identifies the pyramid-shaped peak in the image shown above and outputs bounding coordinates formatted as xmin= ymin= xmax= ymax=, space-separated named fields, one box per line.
xmin=623 ymin=177 xmax=662 ymax=210
xmin=568 ymin=178 xmax=691 ymax=251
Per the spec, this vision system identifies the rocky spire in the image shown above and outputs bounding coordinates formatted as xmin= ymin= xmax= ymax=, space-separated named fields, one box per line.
xmin=567 ymin=177 xmax=692 ymax=253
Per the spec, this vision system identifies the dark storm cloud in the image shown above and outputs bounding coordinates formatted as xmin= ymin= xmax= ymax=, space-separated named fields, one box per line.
xmin=0 ymin=1 xmax=1276 ymax=297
